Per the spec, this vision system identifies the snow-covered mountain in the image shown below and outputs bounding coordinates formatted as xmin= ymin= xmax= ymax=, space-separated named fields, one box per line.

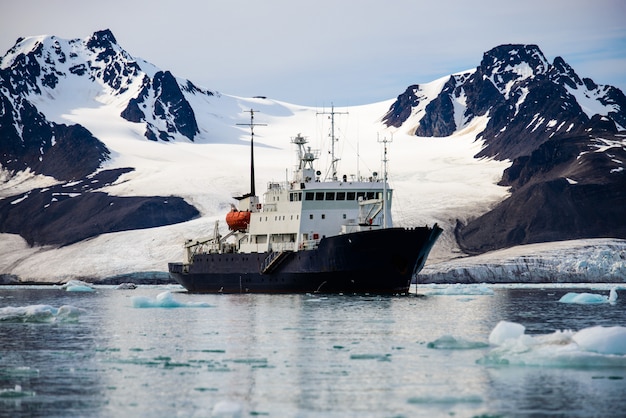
xmin=383 ymin=43 xmax=626 ymax=254
xmin=1 ymin=30 xmax=625 ymax=283
xmin=383 ymin=44 xmax=626 ymax=159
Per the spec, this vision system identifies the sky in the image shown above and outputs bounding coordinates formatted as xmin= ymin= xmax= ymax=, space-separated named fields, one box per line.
xmin=1 ymin=0 xmax=625 ymax=106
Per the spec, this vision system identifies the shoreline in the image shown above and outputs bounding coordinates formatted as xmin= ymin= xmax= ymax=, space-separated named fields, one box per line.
xmin=2 ymin=238 xmax=625 ymax=287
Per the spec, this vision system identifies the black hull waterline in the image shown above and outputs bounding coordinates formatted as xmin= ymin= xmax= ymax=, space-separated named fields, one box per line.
xmin=168 ymin=226 xmax=442 ymax=294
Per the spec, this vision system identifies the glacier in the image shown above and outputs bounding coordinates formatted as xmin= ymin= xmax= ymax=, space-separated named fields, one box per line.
xmin=417 ymin=238 xmax=626 ymax=284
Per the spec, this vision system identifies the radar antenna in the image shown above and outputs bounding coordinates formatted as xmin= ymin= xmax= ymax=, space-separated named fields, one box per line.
xmin=317 ymin=103 xmax=348 ymax=181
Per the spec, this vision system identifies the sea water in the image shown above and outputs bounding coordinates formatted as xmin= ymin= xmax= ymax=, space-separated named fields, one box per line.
xmin=0 ymin=284 xmax=625 ymax=417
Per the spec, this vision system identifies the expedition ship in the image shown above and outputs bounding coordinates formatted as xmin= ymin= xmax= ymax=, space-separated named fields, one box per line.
xmin=168 ymin=109 xmax=442 ymax=293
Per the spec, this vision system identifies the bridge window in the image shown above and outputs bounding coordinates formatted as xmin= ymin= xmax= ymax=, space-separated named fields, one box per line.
xmin=315 ymin=192 xmax=324 ymax=201
xmin=290 ymin=192 xmax=302 ymax=202
xmin=336 ymin=192 xmax=346 ymax=200
xmin=325 ymin=192 xmax=335 ymax=200
xmin=347 ymin=192 xmax=356 ymax=200
xmin=305 ymin=192 xmax=314 ymax=201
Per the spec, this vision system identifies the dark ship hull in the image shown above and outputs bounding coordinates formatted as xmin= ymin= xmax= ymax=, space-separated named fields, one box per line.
xmin=168 ymin=226 xmax=442 ymax=294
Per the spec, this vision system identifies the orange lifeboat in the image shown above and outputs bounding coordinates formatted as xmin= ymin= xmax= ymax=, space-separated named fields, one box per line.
xmin=225 ymin=209 xmax=251 ymax=231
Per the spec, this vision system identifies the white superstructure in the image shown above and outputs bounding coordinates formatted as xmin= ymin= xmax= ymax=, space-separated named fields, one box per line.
xmin=235 ymin=133 xmax=392 ymax=253
xmin=184 ymin=112 xmax=393 ymax=262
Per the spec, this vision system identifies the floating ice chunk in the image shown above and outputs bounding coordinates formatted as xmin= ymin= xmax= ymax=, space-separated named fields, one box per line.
xmin=2 ymin=367 xmax=39 ymax=378
xmin=60 ymin=279 xmax=95 ymax=292
xmin=116 ymin=283 xmax=137 ymax=290
xmin=211 ymin=399 xmax=243 ymax=417
xmin=573 ymin=326 xmax=626 ymax=355
xmin=349 ymin=353 xmax=392 ymax=361
xmin=0 ymin=305 xmax=54 ymax=322
xmin=56 ymin=305 xmax=85 ymax=321
xmin=131 ymin=291 xmax=212 ymax=308
xmin=558 ymin=287 xmax=617 ymax=304
xmin=427 ymin=335 xmax=489 ymax=350
xmin=0 ymin=304 xmax=84 ymax=323
xmin=0 ymin=384 xmax=35 ymax=398
xmin=480 ymin=321 xmax=626 ymax=368
xmin=65 ymin=284 xmax=94 ymax=292
xmin=489 ymin=321 xmax=526 ymax=345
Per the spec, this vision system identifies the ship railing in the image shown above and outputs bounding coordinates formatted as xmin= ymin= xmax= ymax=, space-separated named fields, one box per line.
xmin=269 ymin=242 xmax=296 ymax=252
xmin=300 ymin=240 xmax=318 ymax=250
xmin=184 ymin=240 xmax=214 ymax=263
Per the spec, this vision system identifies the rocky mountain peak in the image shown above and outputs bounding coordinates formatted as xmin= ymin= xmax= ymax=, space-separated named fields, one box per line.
xmin=86 ymin=29 xmax=117 ymax=50
xmin=550 ymin=56 xmax=583 ymax=88
xmin=0 ymin=29 xmax=202 ymax=247
xmin=478 ymin=44 xmax=550 ymax=95
xmin=383 ymin=43 xmax=625 ymax=161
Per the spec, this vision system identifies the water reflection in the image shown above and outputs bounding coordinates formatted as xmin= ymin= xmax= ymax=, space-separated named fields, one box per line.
xmin=0 ymin=286 xmax=624 ymax=417
xmin=484 ymin=366 xmax=626 ymax=416
xmin=0 ymin=288 xmax=105 ymax=417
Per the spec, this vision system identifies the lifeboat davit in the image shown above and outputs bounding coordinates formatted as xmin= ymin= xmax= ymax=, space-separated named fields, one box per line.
xmin=226 ymin=209 xmax=251 ymax=231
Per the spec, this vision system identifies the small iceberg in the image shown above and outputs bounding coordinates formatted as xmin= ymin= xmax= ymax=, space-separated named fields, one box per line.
xmin=0 ymin=304 xmax=85 ymax=323
xmin=211 ymin=399 xmax=243 ymax=417
xmin=479 ymin=320 xmax=626 ymax=368
xmin=558 ymin=288 xmax=618 ymax=304
xmin=131 ymin=291 xmax=212 ymax=308
xmin=573 ymin=326 xmax=626 ymax=355
xmin=0 ymin=384 xmax=35 ymax=398
xmin=488 ymin=321 xmax=527 ymax=345
xmin=116 ymin=283 xmax=137 ymax=290
xmin=59 ymin=279 xmax=95 ymax=292
xmin=427 ymin=335 xmax=489 ymax=350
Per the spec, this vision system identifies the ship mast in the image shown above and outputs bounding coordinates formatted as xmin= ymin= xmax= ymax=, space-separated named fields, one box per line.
xmin=317 ymin=104 xmax=348 ymax=181
xmin=237 ymin=109 xmax=266 ymax=197
xmin=378 ymin=134 xmax=393 ymax=229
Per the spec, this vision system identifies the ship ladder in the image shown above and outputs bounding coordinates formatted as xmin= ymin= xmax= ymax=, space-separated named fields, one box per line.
xmin=260 ymin=251 xmax=291 ymax=274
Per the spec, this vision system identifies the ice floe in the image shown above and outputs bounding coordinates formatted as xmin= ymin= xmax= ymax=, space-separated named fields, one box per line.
xmin=116 ymin=283 xmax=137 ymax=290
xmin=131 ymin=291 xmax=212 ymax=308
xmin=0 ymin=384 xmax=35 ymax=398
xmin=573 ymin=326 xmax=626 ymax=355
xmin=427 ymin=335 xmax=489 ymax=350
xmin=0 ymin=304 xmax=85 ymax=323
xmin=59 ymin=279 xmax=95 ymax=292
xmin=479 ymin=320 xmax=626 ymax=367
xmin=211 ymin=399 xmax=243 ymax=417
xmin=558 ymin=287 xmax=618 ymax=304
